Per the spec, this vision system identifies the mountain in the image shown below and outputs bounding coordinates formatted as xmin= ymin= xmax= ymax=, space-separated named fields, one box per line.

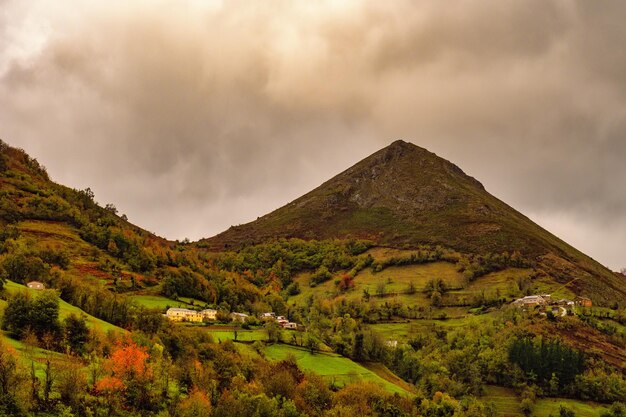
xmin=1 ymin=138 xmax=624 ymax=305
xmin=202 ymin=140 xmax=625 ymax=303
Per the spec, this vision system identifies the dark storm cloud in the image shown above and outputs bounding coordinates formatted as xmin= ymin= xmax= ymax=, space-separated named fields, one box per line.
xmin=1 ymin=0 xmax=624 ymax=269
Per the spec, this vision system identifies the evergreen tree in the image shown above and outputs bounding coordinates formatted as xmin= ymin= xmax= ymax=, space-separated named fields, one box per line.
xmin=63 ymin=314 xmax=89 ymax=356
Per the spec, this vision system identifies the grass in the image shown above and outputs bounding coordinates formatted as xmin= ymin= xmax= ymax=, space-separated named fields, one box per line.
xmin=17 ymin=219 xmax=83 ymax=242
xmin=290 ymin=262 xmax=465 ymax=307
xmin=4 ymin=280 xmax=124 ymax=334
xmin=483 ymin=386 xmax=608 ymax=417
xmin=370 ymin=315 xmax=495 ymax=343
xmin=209 ymin=329 xmax=267 ymax=342
xmin=264 ymin=344 xmax=410 ymax=395
xmin=129 ymin=295 xmax=194 ymax=310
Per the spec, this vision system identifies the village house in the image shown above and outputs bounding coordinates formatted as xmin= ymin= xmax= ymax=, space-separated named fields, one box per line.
xmin=512 ymin=295 xmax=549 ymax=308
xmin=165 ymin=308 xmax=203 ymax=322
xmin=283 ymin=322 xmax=298 ymax=330
xmin=574 ymin=296 xmax=593 ymax=307
xmin=26 ymin=281 xmax=45 ymax=290
xmin=230 ymin=312 xmax=249 ymax=322
xmin=260 ymin=312 xmax=276 ymax=319
xmin=200 ymin=309 xmax=218 ymax=321
xmin=386 ymin=340 xmax=398 ymax=349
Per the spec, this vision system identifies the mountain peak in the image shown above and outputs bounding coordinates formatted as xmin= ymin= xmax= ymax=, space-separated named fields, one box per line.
xmin=202 ymin=140 xmax=529 ymax=253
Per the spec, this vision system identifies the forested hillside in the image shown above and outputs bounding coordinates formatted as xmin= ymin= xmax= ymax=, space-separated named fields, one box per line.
xmin=1 ymin=139 xmax=625 ymax=417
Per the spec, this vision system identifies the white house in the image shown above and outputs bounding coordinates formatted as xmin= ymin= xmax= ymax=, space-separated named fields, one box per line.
xmin=27 ymin=281 xmax=45 ymax=290
xmin=230 ymin=312 xmax=249 ymax=322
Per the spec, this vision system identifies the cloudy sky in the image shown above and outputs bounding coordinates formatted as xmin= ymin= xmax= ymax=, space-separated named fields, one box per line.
xmin=1 ymin=1 xmax=625 ymax=270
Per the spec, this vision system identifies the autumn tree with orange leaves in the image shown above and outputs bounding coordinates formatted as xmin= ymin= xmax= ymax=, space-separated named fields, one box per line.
xmin=95 ymin=338 xmax=159 ymax=412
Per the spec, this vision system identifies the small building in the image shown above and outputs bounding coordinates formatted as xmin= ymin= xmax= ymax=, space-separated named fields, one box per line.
xmin=165 ymin=308 xmax=203 ymax=322
xmin=230 ymin=312 xmax=249 ymax=323
xmin=276 ymin=315 xmax=286 ymax=321
xmin=26 ymin=281 xmax=45 ymax=290
xmin=283 ymin=322 xmax=298 ymax=330
xmin=200 ymin=309 xmax=218 ymax=321
xmin=574 ymin=296 xmax=592 ymax=307
xmin=512 ymin=295 xmax=549 ymax=308
xmin=260 ymin=312 xmax=276 ymax=319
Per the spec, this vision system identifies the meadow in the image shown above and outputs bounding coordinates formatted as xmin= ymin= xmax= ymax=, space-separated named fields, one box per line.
xmin=264 ymin=344 xmax=410 ymax=395
xmin=483 ymin=386 xmax=608 ymax=417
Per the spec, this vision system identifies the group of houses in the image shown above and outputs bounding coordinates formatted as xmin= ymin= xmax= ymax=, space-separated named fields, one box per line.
xmin=164 ymin=308 xmax=300 ymax=330
xmin=260 ymin=312 xmax=300 ymax=330
xmin=511 ymin=294 xmax=592 ymax=312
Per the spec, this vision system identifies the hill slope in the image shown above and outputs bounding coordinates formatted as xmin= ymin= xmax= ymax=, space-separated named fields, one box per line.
xmin=202 ymin=140 xmax=625 ymax=303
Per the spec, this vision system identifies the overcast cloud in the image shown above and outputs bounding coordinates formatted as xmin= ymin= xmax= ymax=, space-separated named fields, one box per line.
xmin=1 ymin=0 xmax=624 ymax=270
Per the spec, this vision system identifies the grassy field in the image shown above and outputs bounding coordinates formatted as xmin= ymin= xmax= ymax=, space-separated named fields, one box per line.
xmin=4 ymin=280 xmax=124 ymax=334
xmin=264 ymin=344 xmax=410 ymax=395
xmin=17 ymin=219 xmax=84 ymax=243
xmin=209 ymin=329 xmax=267 ymax=342
xmin=355 ymin=262 xmax=466 ymax=292
xmin=290 ymin=262 xmax=465 ymax=307
xmin=370 ymin=315 xmax=495 ymax=343
xmin=130 ymin=294 xmax=192 ymax=310
xmin=452 ymin=269 xmax=531 ymax=296
xmin=483 ymin=386 xmax=608 ymax=417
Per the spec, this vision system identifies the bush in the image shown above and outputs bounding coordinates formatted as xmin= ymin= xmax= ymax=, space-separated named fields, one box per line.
xmin=310 ymin=266 xmax=332 ymax=286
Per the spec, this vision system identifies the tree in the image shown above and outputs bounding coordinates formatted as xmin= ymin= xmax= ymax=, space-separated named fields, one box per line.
xmin=265 ymin=321 xmax=282 ymax=344
xmin=431 ymin=291 xmax=443 ymax=308
xmin=600 ymin=402 xmax=626 ymax=417
xmin=96 ymin=338 xmax=155 ymax=411
xmin=179 ymin=387 xmax=212 ymax=417
xmin=520 ymin=398 xmax=534 ymax=417
xmin=2 ymin=253 xmax=47 ymax=284
xmin=0 ymin=342 xmax=29 ymax=415
xmin=104 ymin=203 xmax=118 ymax=214
xmin=559 ymin=405 xmax=576 ymax=417
xmin=376 ymin=282 xmax=387 ymax=297
xmin=306 ymin=333 xmax=319 ymax=353
xmin=1 ymin=292 xmax=32 ymax=339
xmin=30 ymin=291 xmax=61 ymax=340
xmin=63 ymin=314 xmax=89 ymax=356
xmin=310 ymin=266 xmax=332 ymax=286
xmin=56 ymin=360 xmax=87 ymax=410
xmin=353 ymin=333 xmax=365 ymax=362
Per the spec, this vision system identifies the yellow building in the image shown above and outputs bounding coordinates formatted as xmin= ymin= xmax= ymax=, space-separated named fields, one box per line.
xmin=201 ymin=309 xmax=218 ymax=321
xmin=165 ymin=308 xmax=203 ymax=322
